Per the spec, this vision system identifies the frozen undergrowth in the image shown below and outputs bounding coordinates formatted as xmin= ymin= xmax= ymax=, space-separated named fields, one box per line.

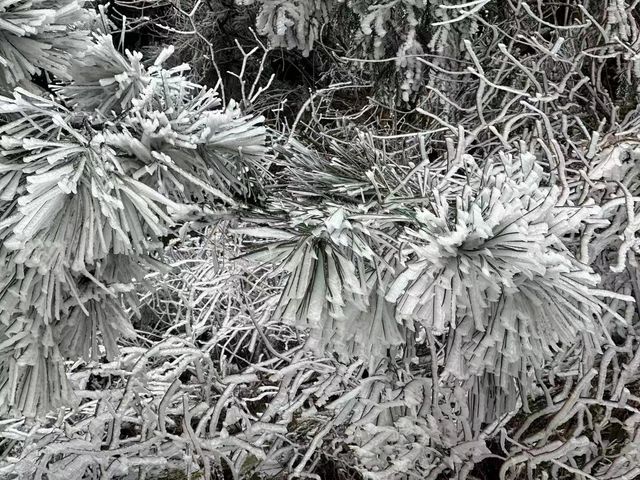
xmin=2 ymin=226 xmax=640 ymax=480
xmin=2 ymin=0 xmax=640 ymax=479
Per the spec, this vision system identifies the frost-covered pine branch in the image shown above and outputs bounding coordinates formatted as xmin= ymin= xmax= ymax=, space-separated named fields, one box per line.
xmin=0 ymin=33 xmax=268 ymax=417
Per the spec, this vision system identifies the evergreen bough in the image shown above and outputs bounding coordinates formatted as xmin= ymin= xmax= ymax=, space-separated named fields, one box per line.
xmin=0 ymin=31 xmax=267 ymax=416
xmin=0 ymin=0 xmax=94 ymax=92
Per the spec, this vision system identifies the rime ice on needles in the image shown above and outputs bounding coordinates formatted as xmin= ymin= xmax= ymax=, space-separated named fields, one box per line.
xmin=55 ymin=35 xmax=156 ymax=115
xmin=0 ymin=41 xmax=268 ymax=416
xmin=386 ymin=152 xmax=607 ymax=426
xmin=0 ymin=0 xmax=93 ymax=91
xmin=238 ymin=204 xmax=403 ymax=360
xmin=255 ymin=0 xmax=334 ymax=56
